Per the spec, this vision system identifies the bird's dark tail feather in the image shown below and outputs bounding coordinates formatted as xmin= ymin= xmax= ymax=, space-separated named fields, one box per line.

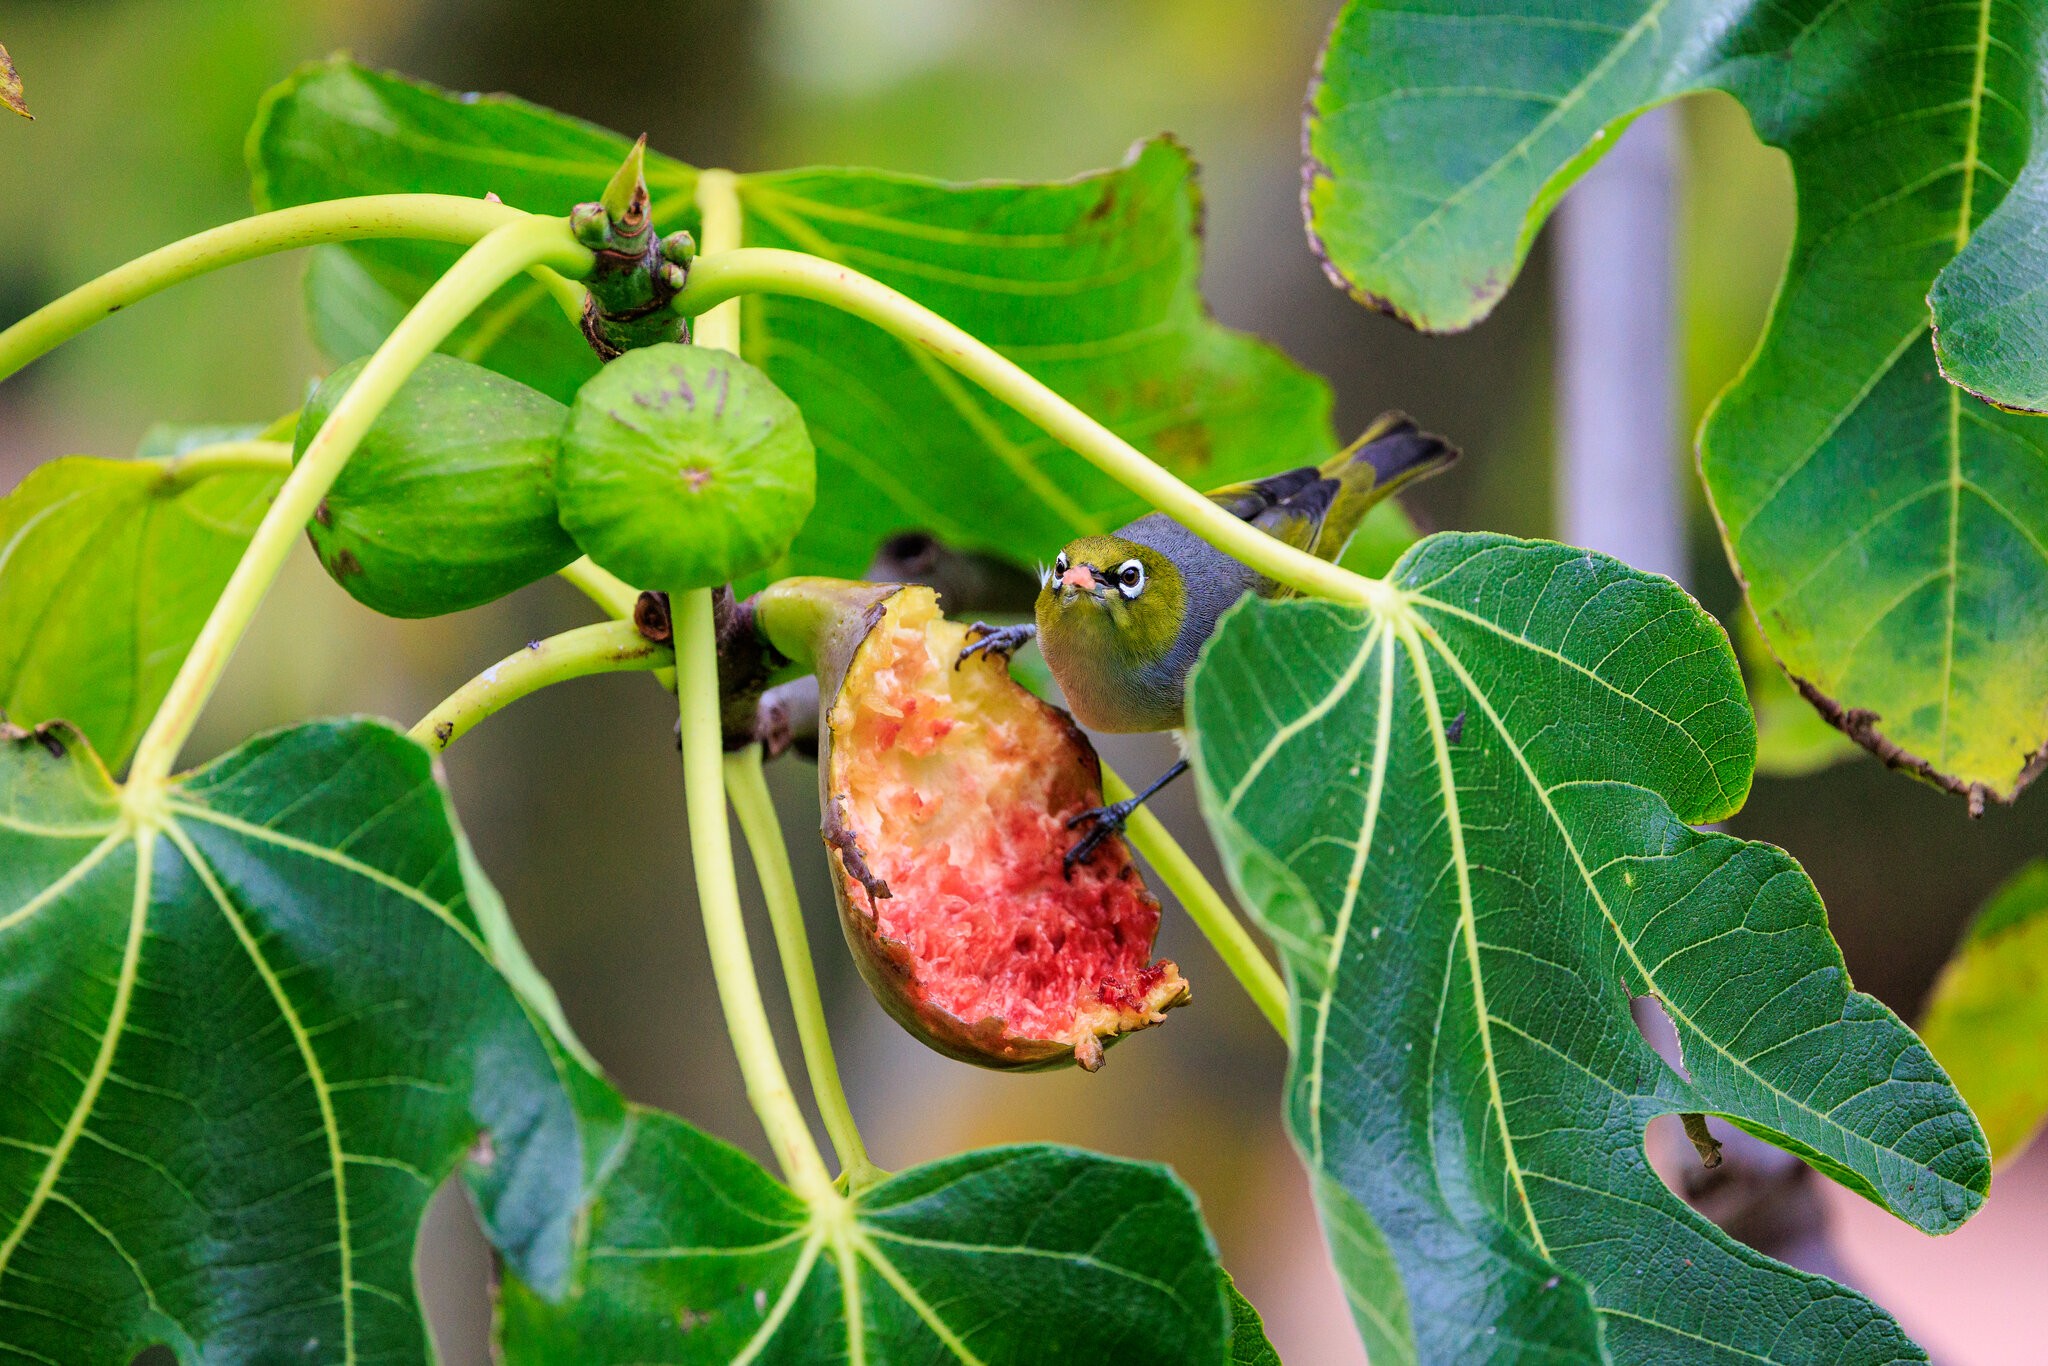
xmin=1313 ymin=411 xmax=1459 ymax=562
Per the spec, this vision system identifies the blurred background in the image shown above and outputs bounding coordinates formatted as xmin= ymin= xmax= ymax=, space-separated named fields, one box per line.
xmin=1 ymin=2 xmax=2042 ymax=1361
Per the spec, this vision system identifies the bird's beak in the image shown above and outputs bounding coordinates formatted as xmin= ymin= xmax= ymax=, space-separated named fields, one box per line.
xmin=1058 ymin=563 xmax=1100 ymax=593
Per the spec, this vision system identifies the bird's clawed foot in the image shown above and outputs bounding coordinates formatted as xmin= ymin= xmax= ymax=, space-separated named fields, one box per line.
xmin=956 ymin=622 xmax=1037 ymax=671
xmin=1062 ymin=798 xmax=1137 ymax=879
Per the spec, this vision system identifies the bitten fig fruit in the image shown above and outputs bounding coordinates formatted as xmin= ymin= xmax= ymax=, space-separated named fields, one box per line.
xmin=558 ymin=344 xmax=815 ymax=591
xmin=754 ymin=578 xmax=1188 ymax=1070
xmin=300 ymin=353 xmax=577 ymax=618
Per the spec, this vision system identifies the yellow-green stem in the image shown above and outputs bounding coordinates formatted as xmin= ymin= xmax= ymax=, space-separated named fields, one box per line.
xmin=678 ymin=589 xmax=837 ymax=1200
xmin=556 ymin=556 xmax=642 ymax=620
xmin=1103 ymin=764 xmax=1293 ymax=1042
xmin=125 ymin=215 xmax=589 ymax=789
xmin=410 ymin=620 xmax=672 ymax=753
xmin=155 ymin=440 xmax=293 ymax=487
xmin=553 ymin=558 xmax=675 ymax=692
xmin=0 ymin=196 xmax=582 ymax=383
xmin=678 ymin=248 xmax=1397 ymax=608
xmin=692 ymin=170 xmax=744 ymax=353
xmin=725 ymin=745 xmax=886 ymax=1190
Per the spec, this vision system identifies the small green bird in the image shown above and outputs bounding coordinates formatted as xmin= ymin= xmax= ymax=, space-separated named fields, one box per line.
xmin=960 ymin=412 xmax=1457 ymax=872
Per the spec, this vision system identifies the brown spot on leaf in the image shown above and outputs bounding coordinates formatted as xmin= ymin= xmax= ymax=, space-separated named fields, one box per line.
xmin=1791 ymin=674 xmax=2046 ymax=808
xmin=0 ymin=44 xmax=29 ymax=120
xmin=331 ymin=548 xmax=363 ymax=578
xmin=1149 ymin=421 xmax=1213 ymax=471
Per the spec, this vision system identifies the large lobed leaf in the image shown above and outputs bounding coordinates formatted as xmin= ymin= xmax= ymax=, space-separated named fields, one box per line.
xmin=249 ymin=57 xmax=1336 ymax=581
xmin=0 ymin=432 xmax=281 ymax=769
xmin=1304 ymin=0 xmax=2048 ymax=803
xmin=496 ymin=1105 xmax=1259 ymax=1364
xmin=1918 ymin=858 xmax=2048 ymax=1165
xmin=1187 ymin=532 xmax=1989 ymax=1364
xmin=0 ymin=718 xmax=586 ymax=1363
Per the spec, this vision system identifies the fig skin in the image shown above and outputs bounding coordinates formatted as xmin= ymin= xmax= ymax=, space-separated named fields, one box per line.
xmin=300 ymin=353 xmax=577 ymax=618
xmin=557 ymin=344 xmax=815 ymax=591
xmin=755 ymin=577 xmax=1188 ymax=1071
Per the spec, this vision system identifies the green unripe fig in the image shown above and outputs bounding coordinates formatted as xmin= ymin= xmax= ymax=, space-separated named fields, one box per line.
xmin=298 ymin=352 xmax=577 ymax=618
xmin=557 ymin=343 xmax=816 ymax=590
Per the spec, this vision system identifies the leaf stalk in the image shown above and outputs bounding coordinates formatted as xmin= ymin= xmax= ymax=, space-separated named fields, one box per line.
xmin=409 ymin=620 xmax=673 ymax=753
xmin=677 ymin=247 xmax=1400 ymax=608
xmin=153 ymin=439 xmax=294 ymax=488
xmin=677 ymin=588 xmax=838 ymax=1200
xmin=0 ymin=195 xmax=584 ymax=384
xmin=125 ymin=213 xmax=590 ymax=789
xmin=690 ymin=171 xmax=744 ymax=353
xmin=725 ymin=745 xmax=887 ymax=1190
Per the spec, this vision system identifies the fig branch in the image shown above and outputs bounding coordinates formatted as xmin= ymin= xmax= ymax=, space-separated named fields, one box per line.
xmin=409 ymin=620 xmax=673 ymax=752
xmin=726 ymin=745 xmax=886 ymax=1190
xmin=126 ymin=213 xmax=592 ymax=789
xmin=1104 ymin=764 xmax=1292 ymax=1042
xmin=677 ymin=588 xmax=839 ymax=1200
xmin=676 ymin=248 xmax=1401 ymax=611
xmin=0 ymin=196 xmax=583 ymax=383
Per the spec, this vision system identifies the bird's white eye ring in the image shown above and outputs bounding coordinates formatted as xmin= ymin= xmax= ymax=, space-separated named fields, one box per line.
xmin=1116 ymin=558 xmax=1146 ymax=597
xmin=1054 ymin=551 xmax=1070 ymax=579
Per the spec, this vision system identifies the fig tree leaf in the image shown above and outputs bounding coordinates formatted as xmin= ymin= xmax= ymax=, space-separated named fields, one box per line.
xmin=0 ymin=441 xmax=283 ymax=768
xmin=250 ymin=58 xmax=1339 ymax=580
xmin=0 ymin=718 xmax=587 ymax=1363
xmin=496 ymin=1107 xmax=1234 ymax=1364
xmin=1225 ymin=1277 xmax=1282 ymax=1366
xmin=1304 ymin=0 xmax=2048 ymax=802
xmin=1931 ymin=153 xmax=2048 ymax=414
xmin=558 ymin=343 xmax=816 ymax=591
xmin=251 ymin=55 xmax=698 ymax=402
xmin=1919 ymin=858 xmax=2048 ymax=1165
xmin=1186 ymin=533 xmax=1990 ymax=1364
xmin=0 ymin=42 xmax=27 ymax=120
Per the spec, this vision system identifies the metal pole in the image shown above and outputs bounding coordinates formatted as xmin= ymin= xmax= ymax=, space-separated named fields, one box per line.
xmin=1554 ymin=105 xmax=1688 ymax=585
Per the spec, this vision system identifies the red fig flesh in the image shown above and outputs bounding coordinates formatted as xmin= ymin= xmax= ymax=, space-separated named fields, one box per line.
xmin=808 ymin=585 xmax=1187 ymax=1070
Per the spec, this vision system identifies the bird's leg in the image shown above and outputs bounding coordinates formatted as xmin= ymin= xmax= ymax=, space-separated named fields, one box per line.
xmin=956 ymin=621 xmax=1037 ymax=670
xmin=1063 ymin=759 xmax=1189 ymax=878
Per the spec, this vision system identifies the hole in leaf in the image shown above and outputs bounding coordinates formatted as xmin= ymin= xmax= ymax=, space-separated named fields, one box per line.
xmin=1629 ymin=994 xmax=1690 ymax=1082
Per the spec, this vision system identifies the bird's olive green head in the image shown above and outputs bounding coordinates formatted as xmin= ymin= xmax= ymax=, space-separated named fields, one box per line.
xmin=1035 ymin=534 xmax=1188 ymax=672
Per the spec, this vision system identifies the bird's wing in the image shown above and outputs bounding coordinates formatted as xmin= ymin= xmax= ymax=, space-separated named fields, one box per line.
xmin=1202 ymin=465 xmax=1329 ymax=553
xmin=1186 ymin=414 xmax=1458 ymax=591
xmin=1312 ymin=413 xmax=1458 ymax=561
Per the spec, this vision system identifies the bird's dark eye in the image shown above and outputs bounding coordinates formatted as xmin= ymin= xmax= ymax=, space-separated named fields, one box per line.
xmin=1054 ymin=552 xmax=1069 ymax=577
xmin=1116 ymin=559 xmax=1146 ymax=596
